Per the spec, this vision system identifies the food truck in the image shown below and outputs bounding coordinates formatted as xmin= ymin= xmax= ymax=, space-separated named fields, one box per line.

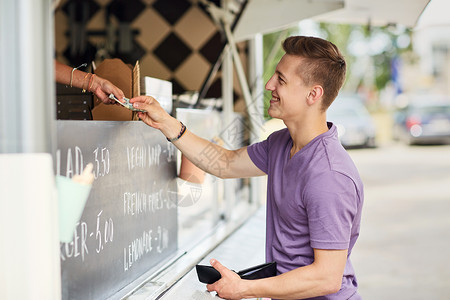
xmin=0 ymin=0 xmax=430 ymax=299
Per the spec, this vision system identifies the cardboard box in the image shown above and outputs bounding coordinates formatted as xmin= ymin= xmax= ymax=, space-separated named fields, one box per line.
xmin=91 ymin=58 xmax=140 ymax=121
xmin=92 ymin=58 xmax=173 ymax=120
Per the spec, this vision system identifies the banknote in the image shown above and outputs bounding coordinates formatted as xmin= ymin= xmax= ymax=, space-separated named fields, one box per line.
xmin=108 ymin=94 xmax=147 ymax=112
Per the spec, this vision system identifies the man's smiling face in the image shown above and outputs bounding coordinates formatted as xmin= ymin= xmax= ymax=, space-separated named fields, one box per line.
xmin=265 ymin=54 xmax=311 ymax=122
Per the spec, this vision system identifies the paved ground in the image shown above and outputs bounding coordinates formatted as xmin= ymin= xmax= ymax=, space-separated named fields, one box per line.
xmin=348 ymin=143 xmax=450 ymax=300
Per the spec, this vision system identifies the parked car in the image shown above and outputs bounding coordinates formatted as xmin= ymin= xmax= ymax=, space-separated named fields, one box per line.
xmin=393 ymin=95 xmax=450 ymax=145
xmin=327 ymin=94 xmax=377 ymax=148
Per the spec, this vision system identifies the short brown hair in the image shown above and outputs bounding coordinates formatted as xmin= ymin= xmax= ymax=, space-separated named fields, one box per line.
xmin=282 ymin=36 xmax=346 ymax=110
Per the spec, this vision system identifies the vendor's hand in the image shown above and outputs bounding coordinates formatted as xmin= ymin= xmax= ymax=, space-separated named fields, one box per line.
xmin=206 ymin=259 xmax=246 ymax=300
xmin=92 ymin=76 xmax=125 ymax=105
xmin=129 ymin=96 xmax=170 ymax=130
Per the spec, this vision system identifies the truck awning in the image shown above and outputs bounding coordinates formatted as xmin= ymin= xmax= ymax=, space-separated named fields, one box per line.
xmin=312 ymin=0 xmax=431 ymax=28
xmin=233 ymin=0 xmax=345 ymax=42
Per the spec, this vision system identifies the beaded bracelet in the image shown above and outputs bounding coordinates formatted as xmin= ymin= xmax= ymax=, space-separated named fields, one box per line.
xmin=167 ymin=122 xmax=186 ymax=142
xmin=81 ymin=73 xmax=90 ymax=93
xmin=88 ymin=74 xmax=96 ymax=92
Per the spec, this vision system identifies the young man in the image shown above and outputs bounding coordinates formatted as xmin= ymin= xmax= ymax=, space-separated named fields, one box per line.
xmin=130 ymin=36 xmax=363 ymax=300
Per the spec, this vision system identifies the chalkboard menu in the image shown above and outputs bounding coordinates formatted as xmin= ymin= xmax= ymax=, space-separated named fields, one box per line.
xmin=56 ymin=121 xmax=178 ymax=300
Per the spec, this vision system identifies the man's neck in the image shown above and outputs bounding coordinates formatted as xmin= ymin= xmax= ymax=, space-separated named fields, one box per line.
xmin=285 ymin=114 xmax=328 ymax=158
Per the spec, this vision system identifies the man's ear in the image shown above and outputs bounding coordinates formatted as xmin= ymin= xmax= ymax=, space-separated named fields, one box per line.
xmin=306 ymin=85 xmax=324 ymax=106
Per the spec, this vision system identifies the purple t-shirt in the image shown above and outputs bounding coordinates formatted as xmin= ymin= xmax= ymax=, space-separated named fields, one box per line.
xmin=247 ymin=123 xmax=363 ymax=300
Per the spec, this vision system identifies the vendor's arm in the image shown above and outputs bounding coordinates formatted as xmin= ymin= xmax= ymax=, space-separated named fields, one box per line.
xmin=130 ymin=96 xmax=265 ymax=179
xmin=207 ymin=248 xmax=347 ymax=300
xmin=54 ymin=60 xmax=124 ymax=104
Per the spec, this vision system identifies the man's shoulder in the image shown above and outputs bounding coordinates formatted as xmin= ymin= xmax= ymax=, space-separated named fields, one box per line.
xmin=323 ymin=138 xmax=358 ymax=170
xmin=321 ymin=137 xmax=363 ymax=192
xmin=249 ymin=127 xmax=289 ymax=152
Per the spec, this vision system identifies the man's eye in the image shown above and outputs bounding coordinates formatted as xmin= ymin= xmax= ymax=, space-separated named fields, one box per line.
xmin=278 ymin=76 xmax=285 ymax=84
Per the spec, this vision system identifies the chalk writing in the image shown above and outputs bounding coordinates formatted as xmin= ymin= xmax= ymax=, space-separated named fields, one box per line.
xmin=123 ymin=192 xmax=147 ymax=216
xmin=95 ymin=210 xmax=114 ymax=253
xmin=60 ymin=221 xmax=89 ymax=261
xmin=60 ymin=211 xmax=114 ymax=262
xmin=93 ymin=147 xmax=110 ymax=179
xmin=55 ymin=147 xmax=84 ymax=178
xmin=148 ymin=144 xmax=162 ymax=166
xmin=156 ymin=225 xmax=169 ymax=254
xmin=123 ymin=180 xmax=177 ymax=217
xmin=123 ymin=225 xmax=169 ymax=272
xmin=126 ymin=144 xmax=162 ymax=171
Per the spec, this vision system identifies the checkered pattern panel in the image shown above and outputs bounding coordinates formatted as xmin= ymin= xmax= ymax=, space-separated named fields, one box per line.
xmin=54 ymin=0 xmax=247 ymax=102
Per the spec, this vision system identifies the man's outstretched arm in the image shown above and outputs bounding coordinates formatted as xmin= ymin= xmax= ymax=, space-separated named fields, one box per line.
xmin=130 ymin=96 xmax=265 ymax=179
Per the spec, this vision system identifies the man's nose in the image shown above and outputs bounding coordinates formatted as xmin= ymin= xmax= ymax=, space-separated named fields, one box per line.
xmin=265 ymin=76 xmax=274 ymax=91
